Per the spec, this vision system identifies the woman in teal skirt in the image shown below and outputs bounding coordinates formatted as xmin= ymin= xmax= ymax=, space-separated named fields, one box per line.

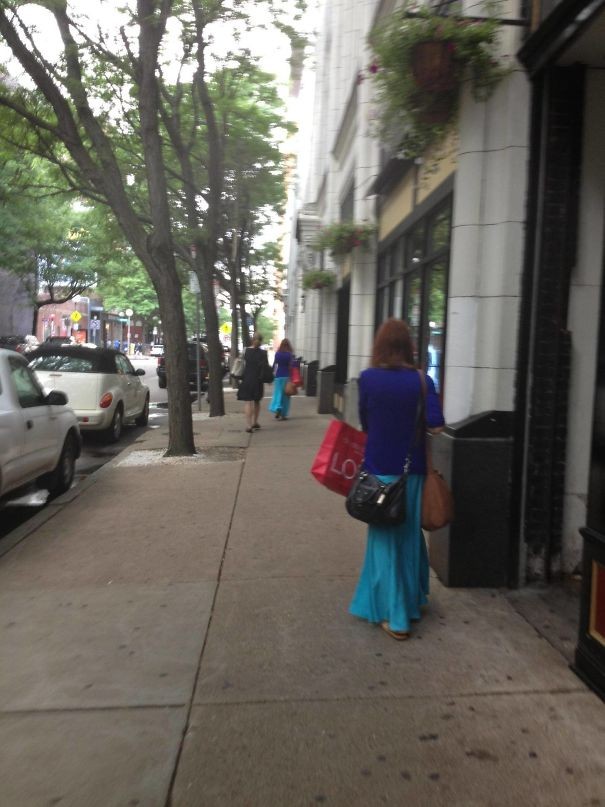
xmin=268 ymin=338 xmax=294 ymax=420
xmin=349 ymin=319 xmax=444 ymax=640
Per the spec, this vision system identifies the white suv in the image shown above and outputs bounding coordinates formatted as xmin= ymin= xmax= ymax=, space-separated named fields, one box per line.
xmin=0 ymin=348 xmax=81 ymax=503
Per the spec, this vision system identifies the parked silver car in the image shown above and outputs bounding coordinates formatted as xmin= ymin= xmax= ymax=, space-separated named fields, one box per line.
xmin=0 ymin=348 xmax=81 ymax=503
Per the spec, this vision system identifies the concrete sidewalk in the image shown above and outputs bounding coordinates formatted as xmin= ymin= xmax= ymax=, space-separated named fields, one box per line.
xmin=0 ymin=391 xmax=604 ymax=807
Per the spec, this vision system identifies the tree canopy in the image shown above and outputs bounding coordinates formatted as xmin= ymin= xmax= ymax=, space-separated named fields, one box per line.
xmin=0 ymin=0 xmax=306 ymax=454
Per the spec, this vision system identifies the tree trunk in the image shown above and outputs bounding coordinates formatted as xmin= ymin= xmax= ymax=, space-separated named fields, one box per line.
xmin=137 ymin=0 xmax=195 ymax=454
xmin=195 ymin=248 xmax=224 ymax=416
xmin=31 ymin=304 xmax=39 ymax=337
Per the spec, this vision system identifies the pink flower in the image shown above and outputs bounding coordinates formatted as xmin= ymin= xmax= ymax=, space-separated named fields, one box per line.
xmin=369 ymin=60 xmax=380 ymax=74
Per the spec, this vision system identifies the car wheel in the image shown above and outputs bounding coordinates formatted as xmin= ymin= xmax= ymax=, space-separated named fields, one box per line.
xmin=158 ymin=376 xmax=167 ymax=389
xmin=104 ymin=404 xmax=123 ymax=443
xmin=44 ymin=433 xmax=77 ymax=498
xmin=135 ymin=395 xmax=150 ymax=427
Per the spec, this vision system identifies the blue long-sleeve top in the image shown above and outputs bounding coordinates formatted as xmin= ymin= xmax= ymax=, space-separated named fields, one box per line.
xmin=273 ymin=350 xmax=293 ymax=378
xmin=359 ymin=367 xmax=445 ymax=476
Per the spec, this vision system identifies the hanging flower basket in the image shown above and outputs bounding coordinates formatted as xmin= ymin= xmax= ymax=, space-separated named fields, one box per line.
xmin=366 ymin=3 xmax=509 ymax=157
xmin=302 ymin=270 xmax=336 ymax=291
xmin=411 ymin=89 xmax=457 ymax=125
xmin=410 ymin=41 xmax=458 ymax=92
xmin=312 ymin=221 xmax=376 ymax=259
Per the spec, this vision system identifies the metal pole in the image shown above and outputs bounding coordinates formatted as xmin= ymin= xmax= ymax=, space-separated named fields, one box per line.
xmin=125 ymin=308 xmax=134 ymax=355
xmin=196 ymin=292 xmax=202 ymax=412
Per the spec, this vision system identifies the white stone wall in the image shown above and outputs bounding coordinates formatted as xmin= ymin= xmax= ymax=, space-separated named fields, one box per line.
xmin=445 ymin=64 xmax=530 ymax=424
xmin=294 ymin=0 xmax=531 ymax=422
xmin=562 ymin=68 xmax=605 ymax=573
xmin=293 ymin=0 xmax=381 ymax=379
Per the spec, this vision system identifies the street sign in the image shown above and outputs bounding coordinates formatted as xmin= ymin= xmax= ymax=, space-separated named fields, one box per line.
xmin=220 ymin=322 xmax=232 ymax=334
xmin=90 ymin=319 xmax=100 ymax=330
xmin=70 ymin=310 xmax=82 ymax=323
xmin=189 ymin=272 xmax=200 ymax=295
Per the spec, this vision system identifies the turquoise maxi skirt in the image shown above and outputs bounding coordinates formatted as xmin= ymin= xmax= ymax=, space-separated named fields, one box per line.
xmin=349 ymin=474 xmax=429 ymax=633
xmin=268 ymin=376 xmax=291 ymax=418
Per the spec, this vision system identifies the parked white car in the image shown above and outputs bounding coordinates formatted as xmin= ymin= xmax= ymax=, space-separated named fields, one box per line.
xmin=29 ymin=346 xmax=150 ymax=443
xmin=0 ymin=348 xmax=81 ymax=503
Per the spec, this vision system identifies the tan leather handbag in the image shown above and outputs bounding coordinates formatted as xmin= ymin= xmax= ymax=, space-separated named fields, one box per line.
xmin=418 ymin=372 xmax=454 ymax=531
xmin=422 ymin=451 xmax=454 ymax=531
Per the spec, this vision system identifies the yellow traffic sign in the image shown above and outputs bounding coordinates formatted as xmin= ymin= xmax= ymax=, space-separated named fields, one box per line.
xmin=70 ymin=310 xmax=82 ymax=323
xmin=220 ymin=322 xmax=231 ymax=334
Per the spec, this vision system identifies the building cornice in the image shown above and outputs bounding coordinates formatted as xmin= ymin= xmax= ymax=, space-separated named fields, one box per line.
xmin=518 ymin=0 xmax=605 ymax=74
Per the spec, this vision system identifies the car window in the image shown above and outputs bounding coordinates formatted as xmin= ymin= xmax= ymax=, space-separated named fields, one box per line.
xmin=121 ymin=355 xmax=136 ymax=374
xmin=115 ymin=354 xmax=133 ymax=375
xmin=29 ymin=354 xmax=97 ymax=373
xmin=187 ymin=344 xmax=207 ymax=359
xmin=9 ymin=357 xmax=46 ymax=408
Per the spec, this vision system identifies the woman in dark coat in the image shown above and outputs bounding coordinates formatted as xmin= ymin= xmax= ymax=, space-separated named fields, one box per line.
xmin=237 ymin=333 xmax=271 ymax=432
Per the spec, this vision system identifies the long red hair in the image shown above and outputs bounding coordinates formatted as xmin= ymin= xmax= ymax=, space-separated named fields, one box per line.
xmin=371 ymin=318 xmax=416 ymax=368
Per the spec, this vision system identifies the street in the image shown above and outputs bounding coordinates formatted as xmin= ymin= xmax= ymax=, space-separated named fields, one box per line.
xmin=0 ymin=355 xmax=167 ymax=541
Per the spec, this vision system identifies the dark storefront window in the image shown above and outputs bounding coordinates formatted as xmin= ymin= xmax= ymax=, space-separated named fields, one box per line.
xmin=376 ymin=198 xmax=451 ymax=393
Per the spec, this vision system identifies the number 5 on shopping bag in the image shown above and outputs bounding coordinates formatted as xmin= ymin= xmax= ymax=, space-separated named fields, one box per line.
xmin=310 ymin=420 xmax=367 ymax=496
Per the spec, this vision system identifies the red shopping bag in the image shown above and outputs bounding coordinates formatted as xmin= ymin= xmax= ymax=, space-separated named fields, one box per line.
xmin=311 ymin=420 xmax=367 ymax=496
xmin=290 ymin=364 xmax=303 ymax=387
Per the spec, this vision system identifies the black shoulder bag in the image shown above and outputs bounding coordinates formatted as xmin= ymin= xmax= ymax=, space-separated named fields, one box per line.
xmin=345 ymin=384 xmax=423 ymax=527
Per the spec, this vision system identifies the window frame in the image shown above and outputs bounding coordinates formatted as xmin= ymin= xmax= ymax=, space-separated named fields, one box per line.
xmin=375 ymin=195 xmax=452 ymax=396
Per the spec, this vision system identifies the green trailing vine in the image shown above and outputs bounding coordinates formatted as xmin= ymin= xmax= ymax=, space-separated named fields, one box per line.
xmin=302 ymin=270 xmax=336 ymax=290
xmin=312 ymin=221 xmax=376 ymax=259
xmin=364 ymin=3 xmax=509 ymax=157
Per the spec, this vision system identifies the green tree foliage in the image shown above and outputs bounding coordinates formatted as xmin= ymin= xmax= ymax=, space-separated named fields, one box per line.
xmin=211 ymin=60 xmax=293 ymax=350
xmin=0 ymin=150 xmax=98 ymax=333
xmin=255 ymin=311 xmax=277 ymax=344
xmin=0 ymin=1 xmax=306 ymax=453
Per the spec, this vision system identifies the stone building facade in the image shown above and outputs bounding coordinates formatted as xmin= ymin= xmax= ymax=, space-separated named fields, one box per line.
xmin=288 ymin=0 xmax=604 ymax=588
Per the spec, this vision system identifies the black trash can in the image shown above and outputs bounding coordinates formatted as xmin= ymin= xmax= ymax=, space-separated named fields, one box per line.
xmin=429 ymin=411 xmax=514 ymax=587
xmin=306 ymin=360 xmax=319 ymax=396
xmin=317 ymin=365 xmax=336 ymax=414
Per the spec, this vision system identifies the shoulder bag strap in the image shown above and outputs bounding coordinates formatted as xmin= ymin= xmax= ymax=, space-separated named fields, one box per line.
xmin=402 ymin=371 xmax=425 ymax=475
xmin=417 ymin=370 xmax=434 ymax=473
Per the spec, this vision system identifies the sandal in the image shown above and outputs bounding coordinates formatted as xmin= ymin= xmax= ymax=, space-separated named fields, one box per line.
xmin=274 ymin=410 xmax=281 ymax=419
xmin=380 ymin=622 xmax=410 ymax=641
xmin=245 ymin=428 xmax=253 ymax=433
xmin=252 ymin=423 xmax=261 ymax=430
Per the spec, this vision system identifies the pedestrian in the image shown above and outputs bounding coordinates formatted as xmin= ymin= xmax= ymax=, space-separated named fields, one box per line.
xmin=268 ymin=338 xmax=294 ymax=421
xmin=349 ymin=318 xmax=445 ymax=640
xmin=237 ymin=332 xmax=271 ymax=433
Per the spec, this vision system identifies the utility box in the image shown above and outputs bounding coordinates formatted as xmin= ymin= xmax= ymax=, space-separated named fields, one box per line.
xmin=429 ymin=411 xmax=514 ymax=587
xmin=317 ymin=365 xmax=336 ymax=414
xmin=306 ymin=360 xmax=319 ymax=396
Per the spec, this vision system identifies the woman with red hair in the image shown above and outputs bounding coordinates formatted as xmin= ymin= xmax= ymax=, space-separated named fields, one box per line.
xmin=268 ymin=338 xmax=295 ymax=420
xmin=349 ymin=318 xmax=445 ymax=640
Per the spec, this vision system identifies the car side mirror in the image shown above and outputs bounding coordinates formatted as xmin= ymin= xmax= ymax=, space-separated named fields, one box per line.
xmin=46 ymin=390 xmax=68 ymax=406
xmin=135 ymin=368 xmax=146 ymax=376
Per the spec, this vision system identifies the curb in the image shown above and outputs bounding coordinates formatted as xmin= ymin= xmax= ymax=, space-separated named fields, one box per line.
xmin=0 ymin=436 xmax=140 ymax=560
